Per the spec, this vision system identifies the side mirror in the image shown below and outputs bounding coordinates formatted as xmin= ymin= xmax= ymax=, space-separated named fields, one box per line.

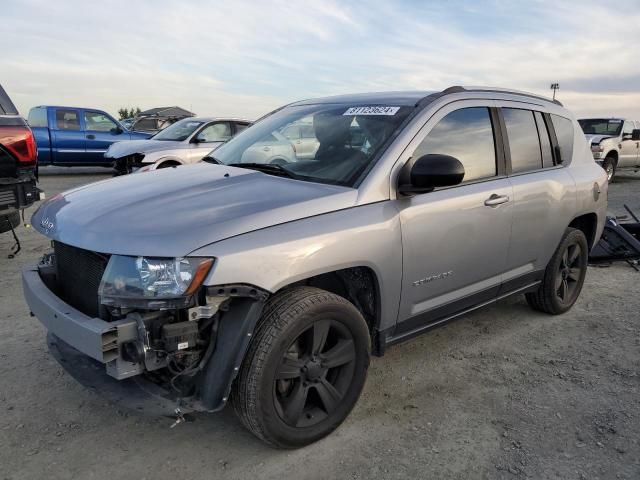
xmin=399 ymin=154 xmax=465 ymax=195
xmin=632 ymin=129 xmax=640 ymax=141
xmin=111 ymin=126 xmax=123 ymax=135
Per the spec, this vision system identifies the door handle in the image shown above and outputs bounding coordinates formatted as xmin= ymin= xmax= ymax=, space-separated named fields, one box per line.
xmin=86 ymin=134 xmax=95 ymax=140
xmin=263 ymin=146 xmax=270 ymax=151
xmin=484 ymin=194 xmax=510 ymax=207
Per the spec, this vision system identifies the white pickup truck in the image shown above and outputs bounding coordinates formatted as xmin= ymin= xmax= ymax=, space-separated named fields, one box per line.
xmin=578 ymin=117 xmax=640 ymax=181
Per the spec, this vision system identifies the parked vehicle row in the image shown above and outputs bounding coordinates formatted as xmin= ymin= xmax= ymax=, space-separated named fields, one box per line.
xmin=578 ymin=117 xmax=640 ymax=181
xmin=107 ymin=117 xmax=250 ymax=175
xmin=0 ymin=85 xmax=40 ymax=245
xmin=24 ymin=86 xmax=607 ymax=448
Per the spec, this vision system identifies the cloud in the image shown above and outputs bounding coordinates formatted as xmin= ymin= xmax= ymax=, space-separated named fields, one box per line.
xmin=1 ymin=0 xmax=639 ymax=119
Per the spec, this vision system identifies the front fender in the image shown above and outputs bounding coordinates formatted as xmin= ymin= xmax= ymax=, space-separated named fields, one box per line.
xmin=190 ymin=202 xmax=403 ymax=333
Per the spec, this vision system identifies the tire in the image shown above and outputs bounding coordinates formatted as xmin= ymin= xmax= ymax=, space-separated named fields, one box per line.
xmin=0 ymin=212 xmax=20 ymax=234
xmin=602 ymin=156 xmax=616 ymax=182
xmin=269 ymin=158 xmax=288 ymax=166
xmin=525 ymin=228 xmax=588 ymax=315
xmin=232 ymin=286 xmax=370 ymax=448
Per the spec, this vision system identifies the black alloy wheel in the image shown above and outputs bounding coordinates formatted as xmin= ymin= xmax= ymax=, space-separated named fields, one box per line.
xmin=232 ymin=287 xmax=370 ymax=448
xmin=554 ymin=240 xmax=585 ymax=306
xmin=526 ymin=228 xmax=588 ymax=315
xmin=273 ymin=319 xmax=356 ymax=428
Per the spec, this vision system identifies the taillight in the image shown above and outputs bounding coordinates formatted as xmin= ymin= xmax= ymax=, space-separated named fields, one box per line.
xmin=3 ymin=126 xmax=37 ymax=164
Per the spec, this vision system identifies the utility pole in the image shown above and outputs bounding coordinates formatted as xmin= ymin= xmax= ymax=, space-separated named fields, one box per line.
xmin=550 ymin=83 xmax=559 ymax=101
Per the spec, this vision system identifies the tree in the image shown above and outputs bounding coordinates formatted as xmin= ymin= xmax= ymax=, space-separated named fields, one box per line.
xmin=117 ymin=107 xmax=142 ymax=120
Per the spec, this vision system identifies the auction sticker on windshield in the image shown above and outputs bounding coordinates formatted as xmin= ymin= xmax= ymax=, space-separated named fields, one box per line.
xmin=343 ymin=106 xmax=400 ymax=116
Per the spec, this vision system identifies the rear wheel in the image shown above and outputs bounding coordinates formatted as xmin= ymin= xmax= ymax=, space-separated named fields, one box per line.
xmin=525 ymin=228 xmax=588 ymax=315
xmin=232 ymin=286 xmax=370 ymax=448
xmin=602 ymin=156 xmax=616 ymax=182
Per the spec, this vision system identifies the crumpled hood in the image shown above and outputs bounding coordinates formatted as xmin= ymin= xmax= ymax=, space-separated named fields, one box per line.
xmin=584 ymin=134 xmax=616 ymax=146
xmin=105 ymin=139 xmax=183 ymax=158
xmin=32 ymin=163 xmax=357 ymax=257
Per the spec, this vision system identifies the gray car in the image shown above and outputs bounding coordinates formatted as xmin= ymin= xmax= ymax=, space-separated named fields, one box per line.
xmin=23 ymin=86 xmax=607 ymax=448
xmin=106 ymin=117 xmax=251 ymax=174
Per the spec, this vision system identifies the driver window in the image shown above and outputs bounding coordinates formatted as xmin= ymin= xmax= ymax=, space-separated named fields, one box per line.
xmin=411 ymin=107 xmax=497 ymax=183
xmin=84 ymin=111 xmax=118 ymax=132
xmin=197 ymin=122 xmax=232 ymax=142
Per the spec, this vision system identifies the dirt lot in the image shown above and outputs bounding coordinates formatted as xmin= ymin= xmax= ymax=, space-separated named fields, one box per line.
xmin=1 ymin=167 xmax=639 ymax=480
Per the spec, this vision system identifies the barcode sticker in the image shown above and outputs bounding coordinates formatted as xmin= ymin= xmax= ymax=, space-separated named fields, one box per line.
xmin=343 ymin=106 xmax=400 ymax=116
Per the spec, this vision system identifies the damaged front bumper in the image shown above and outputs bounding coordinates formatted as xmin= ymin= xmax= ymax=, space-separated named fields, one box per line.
xmin=22 ymin=263 xmax=267 ymax=414
xmin=47 ymin=333 xmax=186 ymax=416
xmin=110 ymin=154 xmax=146 ymax=176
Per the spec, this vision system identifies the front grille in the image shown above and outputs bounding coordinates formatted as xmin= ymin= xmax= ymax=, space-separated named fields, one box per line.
xmin=53 ymin=242 xmax=110 ymax=318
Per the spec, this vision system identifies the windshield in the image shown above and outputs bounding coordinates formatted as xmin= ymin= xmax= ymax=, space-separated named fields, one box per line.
xmin=208 ymin=104 xmax=413 ymax=186
xmin=578 ymin=119 xmax=623 ymax=136
xmin=152 ymin=119 xmax=203 ymax=141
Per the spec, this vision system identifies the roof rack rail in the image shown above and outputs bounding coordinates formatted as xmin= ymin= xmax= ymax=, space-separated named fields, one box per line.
xmin=441 ymin=85 xmax=563 ymax=107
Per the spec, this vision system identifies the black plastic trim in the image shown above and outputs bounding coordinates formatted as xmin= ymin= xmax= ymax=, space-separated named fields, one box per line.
xmin=495 ymin=108 xmax=512 ymax=175
xmin=197 ymin=297 xmax=266 ymax=411
xmin=383 ymin=271 xmax=544 ymax=348
xmin=490 ymin=107 xmax=508 ymax=176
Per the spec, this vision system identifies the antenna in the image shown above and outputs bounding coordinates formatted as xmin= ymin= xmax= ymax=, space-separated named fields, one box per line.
xmin=550 ymin=83 xmax=559 ymax=101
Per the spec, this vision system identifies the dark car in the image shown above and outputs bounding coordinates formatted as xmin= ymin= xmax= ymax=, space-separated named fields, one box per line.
xmin=0 ymin=84 xmax=40 ymax=252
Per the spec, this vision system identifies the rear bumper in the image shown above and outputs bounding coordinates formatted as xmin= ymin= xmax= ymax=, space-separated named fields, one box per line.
xmin=0 ymin=176 xmax=41 ymax=214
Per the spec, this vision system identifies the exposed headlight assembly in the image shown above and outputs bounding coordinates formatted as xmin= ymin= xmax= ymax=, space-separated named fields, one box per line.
xmin=98 ymin=255 xmax=214 ymax=309
xmin=591 ymin=144 xmax=604 ymax=152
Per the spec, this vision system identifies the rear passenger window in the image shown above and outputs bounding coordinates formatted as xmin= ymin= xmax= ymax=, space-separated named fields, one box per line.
xmin=56 ymin=109 xmax=80 ymax=131
xmin=412 ymin=107 xmax=496 ymax=182
xmin=550 ymin=115 xmax=574 ymax=164
xmin=503 ymin=108 xmax=542 ymax=173
xmin=534 ymin=112 xmax=555 ymax=168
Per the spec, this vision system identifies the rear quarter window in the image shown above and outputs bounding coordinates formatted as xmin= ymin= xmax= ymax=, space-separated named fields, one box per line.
xmin=551 ymin=115 xmax=574 ymax=164
xmin=28 ymin=108 xmax=48 ymax=128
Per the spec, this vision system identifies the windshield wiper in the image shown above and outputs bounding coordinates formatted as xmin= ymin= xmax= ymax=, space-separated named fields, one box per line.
xmin=202 ymin=155 xmax=222 ymax=165
xmin=227 ymin=162 xmax=299 ymax=179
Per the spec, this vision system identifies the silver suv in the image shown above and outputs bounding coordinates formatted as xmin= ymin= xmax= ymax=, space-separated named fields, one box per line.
xmin=23 ymin=86 xmax=607 ymax=448
xmin=579 ymin=117 xmax=640 ymax=181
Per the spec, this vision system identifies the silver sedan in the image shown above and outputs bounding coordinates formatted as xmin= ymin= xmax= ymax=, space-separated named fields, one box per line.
xmin=105 ymin=117 xmax=251 ymax=174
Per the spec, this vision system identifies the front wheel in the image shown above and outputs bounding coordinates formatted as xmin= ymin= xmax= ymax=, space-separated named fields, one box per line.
xmin=232 ymin=287 xmax=370 ymax=448
xmin=602 ymin=156 xmax=616 ymax=182
xmin=525 ymin=228 xmax=588 ymax=315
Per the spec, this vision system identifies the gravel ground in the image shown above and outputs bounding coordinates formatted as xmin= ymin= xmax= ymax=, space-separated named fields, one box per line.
xmin=1 ymin=166 xmax=639 ymax=480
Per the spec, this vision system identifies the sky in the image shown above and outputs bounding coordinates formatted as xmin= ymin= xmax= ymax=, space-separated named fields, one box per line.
xmin=2 ymin=0 xmax=640 ymax=121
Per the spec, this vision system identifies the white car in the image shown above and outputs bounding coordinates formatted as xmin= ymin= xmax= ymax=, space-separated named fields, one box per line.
xmin=105 ymin=117 xmax=251 ymax=174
